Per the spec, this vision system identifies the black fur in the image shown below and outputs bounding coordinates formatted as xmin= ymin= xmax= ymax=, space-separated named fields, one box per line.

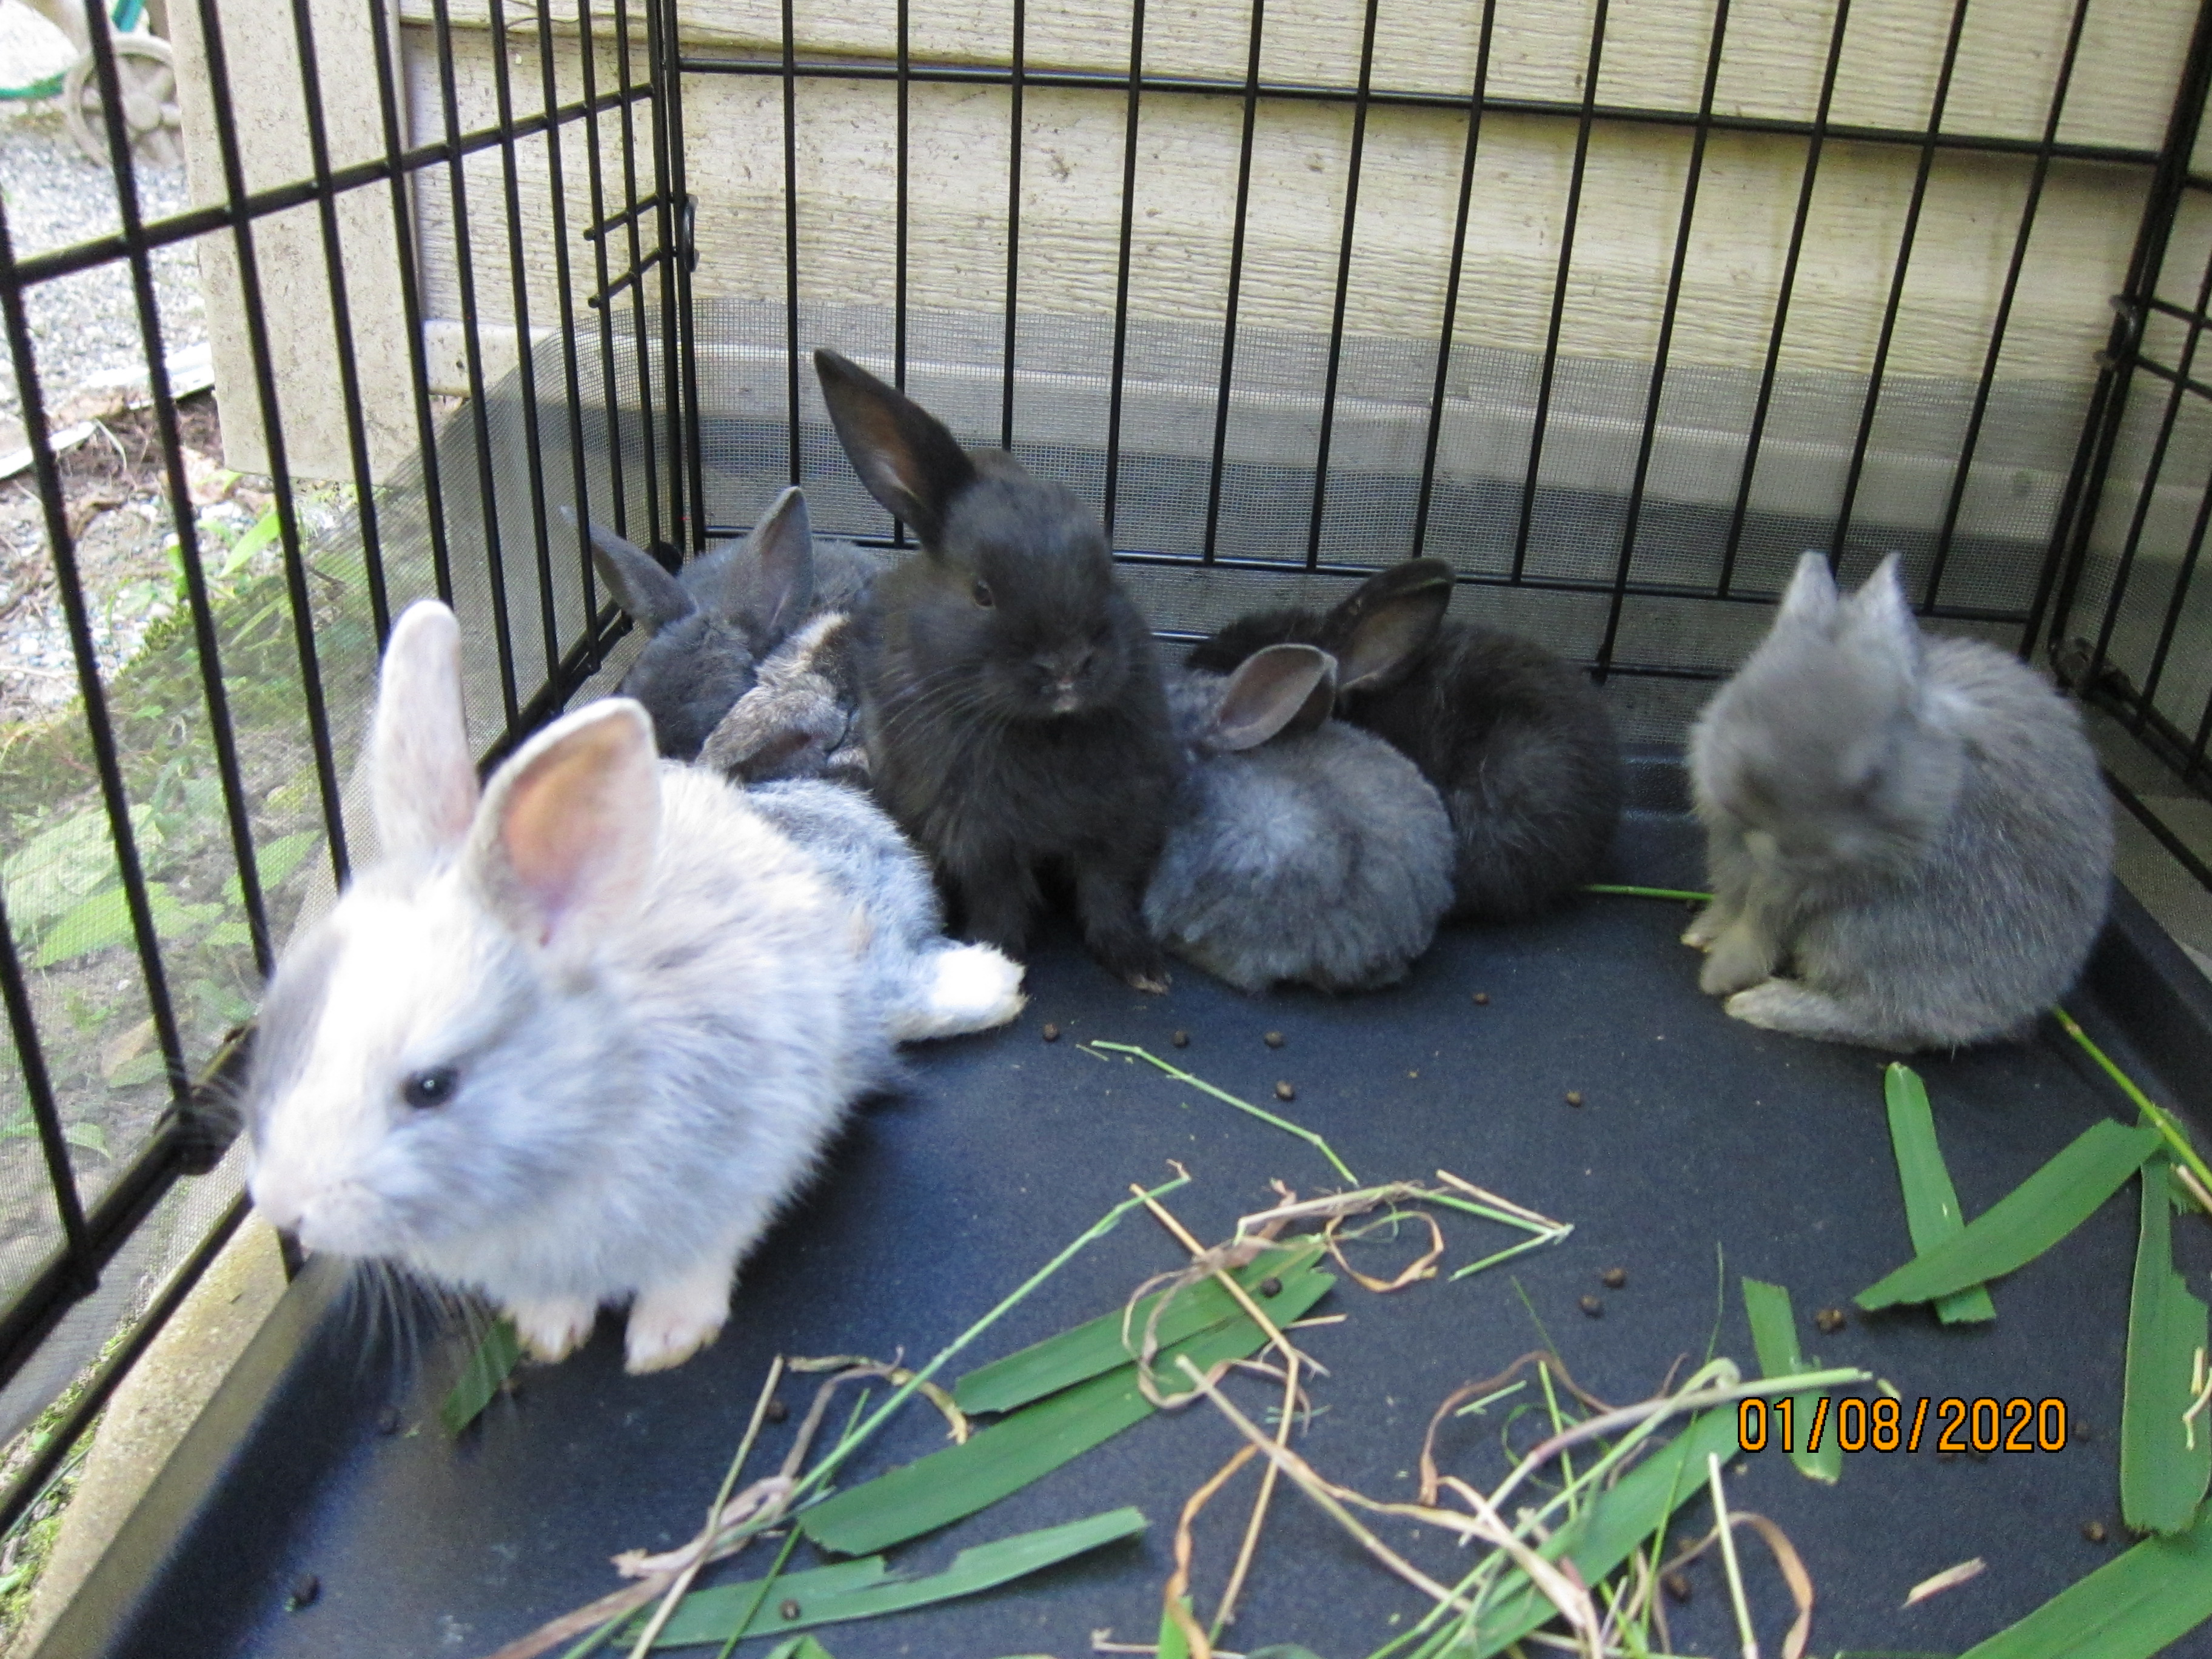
xmin=1187 ymin=560 xmax=1623 ymax=922
xmin=817 ymin=349 xmax=1181 ymax=988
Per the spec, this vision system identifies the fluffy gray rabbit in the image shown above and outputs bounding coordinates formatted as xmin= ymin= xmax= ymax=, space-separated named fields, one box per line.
xmin=1144 ymin=644 xmax=1455 ymax=994
xmin=1686 ymin=551 xmax=2112 ymax=1050
xmin=701 ymin=608 xmax=871 ymax=788
xmin=577 ymin=487 xmax=880 ymax=760
xmin=244 ymin=602 xmax=1023 ymax=1373
xmin=1187 ymin=560 xmax=1621 ymax=922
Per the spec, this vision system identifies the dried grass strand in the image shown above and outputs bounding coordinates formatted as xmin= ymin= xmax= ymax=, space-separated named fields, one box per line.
xmin=786 ymin=1353 xmax=970 ymax=1443
xmin=1323 ymin=1208 xmax=1444 ymax=1293
xmin=1175 ymin=1356 xmax=1483 ymax=1621
xmin=1419 ymin=1352 xmax=1615 ymax=1506
xmin=1162 ymin=1444 xmax=1262 ymax=1659
xmin=625 ymin=1357 xmax=788 ymax=1658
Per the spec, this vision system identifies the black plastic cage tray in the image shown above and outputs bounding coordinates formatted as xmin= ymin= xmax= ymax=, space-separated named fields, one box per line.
xmin=39 ymin=752 xmax=2212 ymax=1659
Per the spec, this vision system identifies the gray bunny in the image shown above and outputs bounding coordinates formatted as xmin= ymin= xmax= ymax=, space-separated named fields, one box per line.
xmin=1686 ymin=551 xmax=2113 ymax=1050
xmin=701 ymin=608 xmax=871 ymax=788
xmin=1144 ymin=643 xmax=1455 ymax=994
xmin=577 ymin=487 xmax=880 ymax=760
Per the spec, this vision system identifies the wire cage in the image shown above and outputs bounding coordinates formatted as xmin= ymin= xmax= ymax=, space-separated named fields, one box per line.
xmin=0 ymin=0 xmax=2210 ymax=1548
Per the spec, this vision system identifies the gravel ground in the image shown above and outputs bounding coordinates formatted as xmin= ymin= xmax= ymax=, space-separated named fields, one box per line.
xmin=0 ymin=0 xmax=205 ymax=430
xmin=0 ymin=0 xmax=224 ymax=721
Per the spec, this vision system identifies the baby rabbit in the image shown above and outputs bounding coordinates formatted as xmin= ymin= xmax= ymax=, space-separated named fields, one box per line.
xmin=702 ymin=609 xmax=871 ymax=788
xmin=578 ymin=487 xmax=879 ymax=760
xmin=1145 ymin=643 xmax=1455 ymax=993
xmin=1685 ymin=551 xmax=2112 ymax=1050
xmin=1187 ymin=560 xmax=1622 ymax=922
xmin=814 ymin=348 xmax=1181 ymax=991
xmin=244 ymin=602 xmax=1023 ymax=1374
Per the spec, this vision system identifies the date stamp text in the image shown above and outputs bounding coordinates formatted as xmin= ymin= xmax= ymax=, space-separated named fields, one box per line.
xmin=1739 ymin=1395 xmax=2068 ymax=1455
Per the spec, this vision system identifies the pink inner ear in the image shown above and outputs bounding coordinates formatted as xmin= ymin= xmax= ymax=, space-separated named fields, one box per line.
xmin=486 ymin=709 xmax=657 ymax=948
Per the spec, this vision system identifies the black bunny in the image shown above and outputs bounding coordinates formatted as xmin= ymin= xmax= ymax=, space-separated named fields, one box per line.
xmin=814 ymin=349 xmax=1180 ymax=990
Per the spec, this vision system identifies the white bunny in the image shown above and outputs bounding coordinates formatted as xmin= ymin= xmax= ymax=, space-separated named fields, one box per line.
xmin=245 ymin=601 xmax=1023 ymax=1373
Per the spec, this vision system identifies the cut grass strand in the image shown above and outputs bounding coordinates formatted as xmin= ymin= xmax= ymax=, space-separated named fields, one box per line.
xmin=2122 ymin=1159 xmax=2212 ymax=1533
xmin=1856 ymin=1119 xmax=2162 ymax=1311
xmin=1088 ymin=1043 xmax=1358 ymax=1183
xmin=440 ymin=1316 xmax=523 ymax=1436
xmin=1706 ymin=1452 xmax=1759 ymax=1659
xmin=1882 ymin=1065 xmax=1997 ymax=1324
xmin=1741 ymin=1279 xmax=1842 ymax=1485
xmin=1584 ymin=883 xmax=1713 ymax=903
xmin=626 ymin=1355 xmax=788 ymax=1659
xmin=2053 ymin=1007 xmax=2212 ymax=1207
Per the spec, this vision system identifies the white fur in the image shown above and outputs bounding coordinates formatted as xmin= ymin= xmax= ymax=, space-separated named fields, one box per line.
xmin=247 ymin=600 xmax=1019 ymax=1373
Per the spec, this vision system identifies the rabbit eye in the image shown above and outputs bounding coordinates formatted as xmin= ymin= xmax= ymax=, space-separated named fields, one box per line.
xmin=971 ymin=580 xmax=994 ymax=609
xmin=400 ymin=1066 xmax=460 ymax=1110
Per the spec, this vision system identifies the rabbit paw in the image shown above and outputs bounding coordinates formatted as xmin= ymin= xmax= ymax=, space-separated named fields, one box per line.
xmin=893 ymin=943 xmax=1028 ymax=1041
xmin=509 ymin=1296 xmax=598 ymax=1364
xmin=1724 ymin=980 xmax=1911 ymax=1048
xmin=1681 ymin=903 xmax=1733 ymax=951
xmin=1698 ymin=925 xmax=1774 ymax=997
xmin=625 ymin=1264 xmax=733 ymax=1374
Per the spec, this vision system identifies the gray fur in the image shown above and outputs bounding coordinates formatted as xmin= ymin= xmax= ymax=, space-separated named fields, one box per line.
xmin=572 ymin=490 xmax=885 ymax=761
xmin=1686 ymin=551 xmax=2113 ymax=1051
xmin=700 ymin=610 xmax=871 ymax=787
xmin=747 ymin=777 xmax=1021 ymax=1037
xmin=1144 ymin=657 xmax=1456 ymax=994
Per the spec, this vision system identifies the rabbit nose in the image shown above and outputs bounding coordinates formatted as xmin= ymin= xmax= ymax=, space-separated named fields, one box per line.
xmin=1039 ymin=646 xmax=1094 ymax=689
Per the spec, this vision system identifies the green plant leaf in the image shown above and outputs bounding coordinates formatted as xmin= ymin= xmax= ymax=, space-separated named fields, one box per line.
xmin=1883 ymin=1064 xmax=1996 ymax=1323
xmin=106 ymin=1051 xmax=167 ymax=1090
xmin=763 ymin=1640 xmax=838 ymax=1659
xmin=1956 ymin=1498 xmax=2212 ymax=1657
xmin=1855 ymin=1120 xmax=2162 ymax=1311
xmin=801 ymin=1261 xmax=1334 ymax=1557
xmin=642 ymin=1507 xmax=1147 ymax=1647
xmin=63 ymin=1122 xmax=108 ymax=1157
xmin=954 ymin=1239 xmax=1324 ymax=1415
xmin=1741 ymin=1278 xmax=1841 ymax=1484
xmin=1466 ymin=1404 xmax=1743 ymax=1656
xmin=1 ymin=803 xmax=156 ymax=933
xmin=33 ymin=883 xmax=219 ymax=967
xmin=2121 ymin=1159 xmax=2211 ymax=1535
xmin=439 ymin=1318 xmax=523 ymax=1436
xmin=221 ymin=831 xmax=319 ymax=907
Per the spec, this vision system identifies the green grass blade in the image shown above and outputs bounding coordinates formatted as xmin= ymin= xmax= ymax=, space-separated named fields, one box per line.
xmin=1883 ymin=1064 xmax=1997 ymax=1324
xmin=646 ymin=1508 xmax=1147 ymax=1647
xmin=954 ymin=1240 xmax=1323 ymax=1415
xmin=1855 ymin=1120 xmax=2161 ymax=1311
xmin=763 ymin=1639 xmax=838 ymax=1659
xmin=439 ymin=1318 xmax=522 ymax=1436
xmin=1157 ymin=1595 xmax=1194 ymax=1659
xmin=1956 ymin=1498 xmax=2212 ymax=1658
xmin=1741 ymin=1278 xmax=1842 ymax=1484
xmin=1463 ymin=1404 xmax=1743 ymax=1657
xmin=1086 ymin=1043 xmax=1358 ymax=1183
xmin=800 ymin=1264 xmax=1334 ymax=1557
xmin=2122 ymin=1159 xmax=2212 ymax=1535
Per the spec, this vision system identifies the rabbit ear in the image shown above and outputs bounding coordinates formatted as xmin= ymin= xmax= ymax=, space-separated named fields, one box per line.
xmin=1324 ymin=559 xmax=1453 ymax=691
xmin=577 ymin=514 xmax=693 ymax=632
xmin=468 ymin=700 xmax=660 ymax=957
xmin=1776 ymin=551 xmax=1839 ymax=626
xmin=814 ymin=349 xmax=977 ymax=546
xmin=370 ymin=601 xmax=478 ymax=864
xmin=1210 ymin=644 xmax=1339 ymax=751
xmin=1843 ymin=552 xmax=1923 ymax=671
xmin=740 ymin=486 xmax=816 ymax=636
